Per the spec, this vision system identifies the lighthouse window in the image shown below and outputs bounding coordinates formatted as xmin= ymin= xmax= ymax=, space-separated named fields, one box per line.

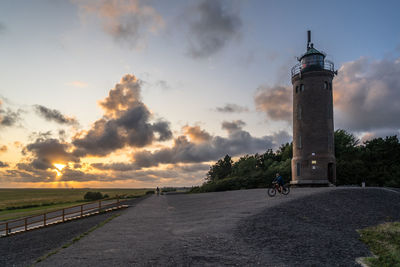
xmin=324 ymin=81 xmax=328 ymax=89
xmin=297 ymin=135 xmax=302 ymax=149
xmin=296 ymin=86 xmax=299 ymax=93
xmin=296 ymin=162 xmax=301 ymax=177
xmin=300 ymin=84 xmax=304 ymax=92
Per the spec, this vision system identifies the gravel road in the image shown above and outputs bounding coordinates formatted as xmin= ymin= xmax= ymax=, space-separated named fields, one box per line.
xmin=237 ymin=188 xmax=400 ymax=266
xmin=37 ymin=187 xmax=399 ymax=267
xmin=4 ymin=188 xmax=400 ymax=266
xmin=0 ymin=197 xmax=146 ymax=267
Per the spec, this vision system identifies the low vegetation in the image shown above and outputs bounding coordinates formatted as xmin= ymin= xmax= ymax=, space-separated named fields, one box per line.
xmin=191 ymin=130 xmax=400 ymax=193
xmin=161 ymin=187 xmax=177 ymax=193
xmin=0 ymin=188 xmax=148 ymax=221
xmin=83 ymin=191 xmax=109 ymax=201
xmin=358 ymin=222 xmax=400 ymax=266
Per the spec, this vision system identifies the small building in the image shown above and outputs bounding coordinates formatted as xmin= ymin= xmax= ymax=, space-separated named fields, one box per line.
xmin=290 ymin=31 xmax=337 ymax=186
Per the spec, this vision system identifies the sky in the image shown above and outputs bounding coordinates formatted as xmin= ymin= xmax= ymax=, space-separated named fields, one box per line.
xmin=1 ymin=0 xmax=400 ymax=188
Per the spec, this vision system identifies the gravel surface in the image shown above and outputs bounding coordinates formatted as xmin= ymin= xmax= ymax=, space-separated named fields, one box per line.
xmin=0 ymin=197 xmax=147 ymax=267
xmin=37 ymin=188 xmax=331 ymax=266
xmin=236 ymin=188 xmax=400 ymax=266
xmin=5 ymin=188 xmax=399 ymax=266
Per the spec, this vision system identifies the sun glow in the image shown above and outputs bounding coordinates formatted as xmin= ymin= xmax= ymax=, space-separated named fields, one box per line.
xmin=54 ymin=163 xmax=66 ymax=177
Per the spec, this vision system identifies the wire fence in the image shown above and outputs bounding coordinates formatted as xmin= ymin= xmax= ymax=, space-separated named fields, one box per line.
xmin=0 ymin=198 xmax=124 ymax=237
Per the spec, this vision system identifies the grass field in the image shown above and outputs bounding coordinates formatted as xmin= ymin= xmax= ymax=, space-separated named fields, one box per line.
xmin=0 ymin=188 xmax=150 ymax=221
xmin=358 ymin=222 xmax=400 ymax=266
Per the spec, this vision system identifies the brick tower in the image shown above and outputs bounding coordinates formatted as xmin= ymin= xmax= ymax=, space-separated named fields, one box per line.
xmin=290 ymin=31 xmax=337 ymax=186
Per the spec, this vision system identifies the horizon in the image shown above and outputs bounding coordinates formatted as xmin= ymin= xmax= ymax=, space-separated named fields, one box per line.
xmin=1 ymin=0 xmax=400 ymax=188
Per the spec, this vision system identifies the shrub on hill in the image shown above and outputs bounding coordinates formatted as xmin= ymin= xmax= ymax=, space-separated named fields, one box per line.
xmin=83 ymin=191 xmax=108 ymax=201
xmin=191 ymin=130 xmax=400 ymax=193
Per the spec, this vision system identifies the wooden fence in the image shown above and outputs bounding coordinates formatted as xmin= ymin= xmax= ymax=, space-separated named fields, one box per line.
xmin=0 ymin=198 xmax=123 ymax=236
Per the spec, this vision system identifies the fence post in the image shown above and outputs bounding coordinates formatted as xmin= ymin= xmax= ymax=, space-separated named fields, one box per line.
xmin=44 ymin=213 xmax=46 ymax=226
xmin=25 ymin=218 xmax=27 ymax=231
xmin=5 ymin=222 xmax=8 ymax=236
xmin=81 ymin=205 xmax=83 ymax=217
xmin=62 ymin=209 xmax=65 ymax=222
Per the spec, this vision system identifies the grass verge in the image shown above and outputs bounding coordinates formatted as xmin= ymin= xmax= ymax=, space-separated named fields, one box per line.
xmin=0 ymin=188 xmax=148 ymax=221
xmin=0 ymin=201 xmax=89 ymax=221
xmin=358 ymin=222 xmax=400 ymax=266
xmin=35 ymin=213 xmax=121 ymax=264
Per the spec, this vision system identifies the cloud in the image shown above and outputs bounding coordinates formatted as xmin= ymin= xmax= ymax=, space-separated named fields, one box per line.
xmin=221 ymin=119 xmax=246 ymax=133
xmin=34 ymin=105 xmax=79 ymax=126
xmin=0 ymin=100 xmax=22 ymax=127
xmin=98 ymin=74 xmax=142 ymax=118
xmin=0 ymin=23 xmax=5 ymax=34
xmin=0 ymin=145 xmax=7 ymax=153
xmin=0 ymin=161 xmax=8 ymax=168
xmin=185 ymin=0 xmax=242 ymax=58
xmin=91 ymin=162 xmax=138 ymax=171
xmin=131 ymin=122 xmax=289 ymax=169
xmin=254 ymin=85 xmax=292 ymax=122
xmin=72 ymin=74 xmax=172 ymax=157
xmin=23 ymin=137 xmax=79 ymax=170
xmin=334 ymin=56 xmax=400 ymax=133
xmin=155 ymin=80 xmax=170 ymax=90
xmin=251 ymin=56 xmax=400 ymax=138
xmin=74 ymin=0 xmax=164 ymax=48
xmin=183 ymin=125 xmax=212 ymax=143
xmin=68 ymin=81 xmax=89 ymax=88
xmin=271 ymin=130 xmax=292 ymax=146
xmin=359 ymin=129 xmax=400 ymax=143
xmin=215 ymin=103 xmax=248 ymax=113
xmin=14 ymin=141 xmax=23 ymax=148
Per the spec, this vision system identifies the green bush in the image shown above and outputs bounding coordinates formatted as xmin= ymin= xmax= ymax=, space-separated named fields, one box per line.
xmin=192 ymin=130 xmax=400 ymax=194
xmin=145 ymin=190 xmax=155 ymax=195
xmin=84 ymin=191 xmax=106 ymax=201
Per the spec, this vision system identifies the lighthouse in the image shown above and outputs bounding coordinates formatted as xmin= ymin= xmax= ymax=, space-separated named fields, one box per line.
xmin=290 ymin=31 xmax=336 ymax=186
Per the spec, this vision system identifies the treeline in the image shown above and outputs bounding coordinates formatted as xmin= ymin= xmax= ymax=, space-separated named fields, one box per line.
xmin=190 ymin=130 xmax=400 ymax=193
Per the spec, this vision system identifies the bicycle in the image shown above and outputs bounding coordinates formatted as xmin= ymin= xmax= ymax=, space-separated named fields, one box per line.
xmin=268 ymin=181 xmax=290 ymax=197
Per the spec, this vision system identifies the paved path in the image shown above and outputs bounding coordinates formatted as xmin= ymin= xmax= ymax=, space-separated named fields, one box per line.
xmin=38 ymin=187 xmax=400 ymax=266
xmin=38 ymin=188 xmax=330 ymax=266
xmin=0 ymin=197 xmax=145 ymax=267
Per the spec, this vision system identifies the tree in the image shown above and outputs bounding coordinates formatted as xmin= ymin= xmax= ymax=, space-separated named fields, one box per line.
xmin=334 ymin=129 xmax=366 ymax=185
xmin=362 ymin=136 xmax=400 ymax=186
xmin=192 ymin=130 xmax=400 ymax=194
xmin=206 ymin=154 xmax=233 ymax=182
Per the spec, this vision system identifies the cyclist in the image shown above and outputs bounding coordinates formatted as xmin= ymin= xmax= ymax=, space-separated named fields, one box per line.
xmin=273 ymin=173 xmax=284 ymax=193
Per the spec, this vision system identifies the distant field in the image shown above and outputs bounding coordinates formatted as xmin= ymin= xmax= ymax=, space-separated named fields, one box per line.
xmin=0 ymin=188 xmax=150 ymax=221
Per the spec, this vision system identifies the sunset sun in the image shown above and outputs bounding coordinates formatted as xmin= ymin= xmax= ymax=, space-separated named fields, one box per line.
xmin=54 ymin=164 xmax=66 ymax=177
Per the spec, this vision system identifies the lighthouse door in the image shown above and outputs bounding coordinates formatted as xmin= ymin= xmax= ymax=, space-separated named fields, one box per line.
xmin=327 ymin=163 xmax=334 ymax=183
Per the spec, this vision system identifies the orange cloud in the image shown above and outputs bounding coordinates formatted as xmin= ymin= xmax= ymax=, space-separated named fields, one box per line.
xmin=254 ymin=85 xmax=292 ymax=122
xmin=0 ymin=145 xmax=7 ymax=153
xmin=183 ymin=125 xmax=211 ymax=143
